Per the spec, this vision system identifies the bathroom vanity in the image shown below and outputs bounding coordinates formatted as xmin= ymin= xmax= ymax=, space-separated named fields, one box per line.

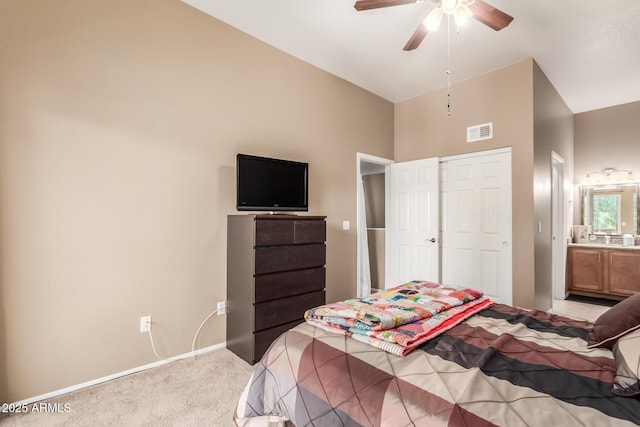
xmin=569 ymin=177 xmax=640 ymax=300
xmin=567 ymin=244 xmax=640 ymax=300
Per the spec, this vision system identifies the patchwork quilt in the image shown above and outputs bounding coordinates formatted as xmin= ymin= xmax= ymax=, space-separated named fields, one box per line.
xmin=304 ymin=281 xmax=493 ymax=355
xmin=235 ymin=304 xmax=640 ymax=426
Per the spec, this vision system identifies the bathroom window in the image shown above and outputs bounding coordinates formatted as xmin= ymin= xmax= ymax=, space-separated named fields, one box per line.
xmin=591 ymin=193 xmax=621 ymax=233
xmin=580 ymin=184 xmax=639 ymax=235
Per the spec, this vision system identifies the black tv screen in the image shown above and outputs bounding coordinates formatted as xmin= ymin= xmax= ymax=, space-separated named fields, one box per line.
xmin=236 ymin=154 xmax=308 ymax=212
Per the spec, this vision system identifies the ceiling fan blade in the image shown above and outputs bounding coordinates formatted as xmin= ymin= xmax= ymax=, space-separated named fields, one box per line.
xmin=468 ymin=0 xmax=513 ymax=31
xmin=403 ymin=23 xmax=428 ymax=51
xmin=354 ymin=0 xmax=417 ymax=11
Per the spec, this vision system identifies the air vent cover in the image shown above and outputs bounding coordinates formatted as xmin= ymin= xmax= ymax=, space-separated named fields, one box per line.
xmin=467 ymin=122 xmax=493 ymax=143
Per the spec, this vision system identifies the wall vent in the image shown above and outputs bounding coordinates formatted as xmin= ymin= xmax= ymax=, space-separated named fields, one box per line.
xmin=467 ymin=122 xmax=493 ymax=143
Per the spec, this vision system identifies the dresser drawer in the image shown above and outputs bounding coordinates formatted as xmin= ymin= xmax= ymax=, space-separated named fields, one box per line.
xmin=255 ymin=267 xmax=325 ymax=303
xmin=255 ymin=218 xmax=326 ymax=246
xmin=255 ymin=243 xmax=325 ymax=274
xmin=254 ymin=290 xmax=325 ymax=331
xmin=253 ymin=319 xmax=303 ymax=363
xmin=294 ymin=220 xmax=326 ymax=244
xmin=255 ymin=219 xmax=294 ymax=246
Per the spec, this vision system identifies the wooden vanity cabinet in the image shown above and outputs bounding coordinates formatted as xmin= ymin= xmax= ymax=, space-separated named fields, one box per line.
xmin=567 ymin=246 xmax=640 ymax=300
xmin=568 ymin=248 xmax=605 ymax=293
xmin=608 ymin=250 xmax=640 ymax=296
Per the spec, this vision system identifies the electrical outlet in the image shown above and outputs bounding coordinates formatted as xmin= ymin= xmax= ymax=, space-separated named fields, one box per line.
xmin=217 ymin=301 xmax=226 ymax=316
xmin=140 ymin=315 xmax=151 ymax=333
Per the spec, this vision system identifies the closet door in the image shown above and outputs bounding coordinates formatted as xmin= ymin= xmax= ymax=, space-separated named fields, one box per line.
xmin=440 ymin=150 xmax=512 ymax=304
xmin=386 ymin=157 xmax=440 ymax=288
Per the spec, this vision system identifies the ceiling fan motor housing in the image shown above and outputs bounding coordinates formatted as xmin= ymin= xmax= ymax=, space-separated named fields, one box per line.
xmin=442 ymin=0 xmax=460 ymax=14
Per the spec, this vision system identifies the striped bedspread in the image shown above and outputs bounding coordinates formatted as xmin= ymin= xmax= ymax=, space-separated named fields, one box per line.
xmin=235 ymin=304 xmax=640 ymax=426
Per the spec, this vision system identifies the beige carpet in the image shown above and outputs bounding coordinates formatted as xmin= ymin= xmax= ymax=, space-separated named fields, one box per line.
xmin=0 ymin=348 xmax=255 ymax=427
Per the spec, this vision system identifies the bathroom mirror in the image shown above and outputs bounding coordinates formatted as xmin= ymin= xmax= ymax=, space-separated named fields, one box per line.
xmin=580 ymin=183 xmax=639 ymax=235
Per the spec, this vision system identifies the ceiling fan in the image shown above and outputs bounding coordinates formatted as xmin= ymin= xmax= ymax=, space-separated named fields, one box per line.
xmin=354 ymin=0 xmax=514 ymax=51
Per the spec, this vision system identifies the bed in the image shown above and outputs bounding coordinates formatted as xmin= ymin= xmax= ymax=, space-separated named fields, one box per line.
xmin=234 ymin=283 xmax=640 ymax=426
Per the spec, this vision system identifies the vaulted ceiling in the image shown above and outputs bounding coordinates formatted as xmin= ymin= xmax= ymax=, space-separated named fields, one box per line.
xmin=182 ymin=0 xmax=640 ymax=113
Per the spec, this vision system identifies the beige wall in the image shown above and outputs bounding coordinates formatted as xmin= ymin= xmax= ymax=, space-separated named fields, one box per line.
xmin=363 ymin=173 xmax=386 ymax=290
xmin=363 ymin=173 xmax=385 ymax=228
xmin=394 ymin=59 xmax=536 ymax=309
xmin=573 ymin=101 xmax=640 ymax=225
xmin=620 ymin=186 xmax=636 ymax=235
xmin=0 ymin=0 xmax=394 ymax=401
xmin=532 ymin=62 xmax=574 ymax=310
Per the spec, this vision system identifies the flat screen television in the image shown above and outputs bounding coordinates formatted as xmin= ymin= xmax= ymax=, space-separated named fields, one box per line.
xmin=236 ymin=154 xmax=308 ymax=212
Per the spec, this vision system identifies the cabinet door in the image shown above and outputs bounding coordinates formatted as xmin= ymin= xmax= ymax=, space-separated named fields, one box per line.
xmin=609 ymin=251 xmax=640 ymax=296
xmin=570 ymin=248 xmax=604 ymax=292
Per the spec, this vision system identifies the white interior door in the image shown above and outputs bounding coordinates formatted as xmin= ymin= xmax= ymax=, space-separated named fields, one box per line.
xmin=386 ymin=157 xmax=439 ymax=288
xmin=440 ymin=149 xmax=512 ymax=304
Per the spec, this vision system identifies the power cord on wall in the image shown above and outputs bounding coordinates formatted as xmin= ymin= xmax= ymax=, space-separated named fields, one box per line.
xmin=191 ymin=308 xmax=219 ymax=355
xmin=142 ymin=307 xmax=220 ymax=360
xmin=147 ymin=328 xmax=164 ymax=360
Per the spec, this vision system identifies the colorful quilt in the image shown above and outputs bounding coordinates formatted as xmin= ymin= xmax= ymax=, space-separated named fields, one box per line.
xmin=235 ymin=304 xmax=640 ymax=426
xmin=304 ymin=281 xmax=491 ymax=355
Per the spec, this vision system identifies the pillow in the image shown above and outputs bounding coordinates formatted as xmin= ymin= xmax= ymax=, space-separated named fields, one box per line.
xmin=587 ymin=292 xmax=640 ymax=349
xmin=612 ymin=328 xmax=640 ymax=397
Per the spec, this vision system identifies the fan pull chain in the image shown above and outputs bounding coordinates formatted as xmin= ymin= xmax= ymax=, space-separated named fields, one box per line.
xmin=447 ymin=15 xmax=452 ymax=116
xmin=447 ymin=72 xmax=451 ymax=116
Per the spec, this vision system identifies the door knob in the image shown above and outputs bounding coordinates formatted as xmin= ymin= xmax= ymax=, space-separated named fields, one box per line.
xmin=427 ymin=237 xmax=437 ymax=243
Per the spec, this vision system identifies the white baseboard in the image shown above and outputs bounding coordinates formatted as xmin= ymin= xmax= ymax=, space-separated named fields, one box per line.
xmin=11 ymin=341 xmax=227 ymax=407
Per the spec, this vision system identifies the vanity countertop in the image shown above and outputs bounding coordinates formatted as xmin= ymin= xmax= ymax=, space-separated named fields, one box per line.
xmin=568 ymin=243 xmax=640 ymax=250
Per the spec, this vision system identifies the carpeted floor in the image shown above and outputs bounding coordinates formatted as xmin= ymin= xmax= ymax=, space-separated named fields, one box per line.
xmin=0 ymin=348 xmax=254 ymax=427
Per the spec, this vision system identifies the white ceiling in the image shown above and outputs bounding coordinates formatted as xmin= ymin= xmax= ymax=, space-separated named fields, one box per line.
xmin=182 ymin=0 xmax=640 ymax=113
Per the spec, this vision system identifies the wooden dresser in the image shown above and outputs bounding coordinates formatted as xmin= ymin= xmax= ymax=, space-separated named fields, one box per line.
xmin=226 ymin=214 xmax=326 ymax=364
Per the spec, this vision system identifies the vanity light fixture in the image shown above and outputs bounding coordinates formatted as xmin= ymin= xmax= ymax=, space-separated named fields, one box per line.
xmin=582 ymin=168 xmax=639 ymax=186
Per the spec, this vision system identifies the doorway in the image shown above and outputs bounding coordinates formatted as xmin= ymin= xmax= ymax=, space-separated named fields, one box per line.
xmin=356 ymin=148 xmax=513 ymax=304
xmin=552 ymin=151 xmax=566 ymax=301
xmin=356 ymin=153 xmax=393 ymax=297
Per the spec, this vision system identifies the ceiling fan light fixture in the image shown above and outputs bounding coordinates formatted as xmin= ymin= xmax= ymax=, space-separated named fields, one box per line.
xmin=424 ymin=7 xmax=444 ymax=31
xmin=454 ymin=4 xmax=473 ymax=27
